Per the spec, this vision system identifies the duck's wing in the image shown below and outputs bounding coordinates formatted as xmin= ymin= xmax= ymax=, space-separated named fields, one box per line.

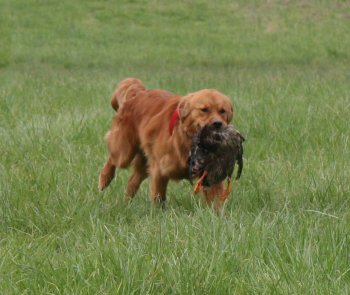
xmin=235 ymin=132 xmax=244 ymax=180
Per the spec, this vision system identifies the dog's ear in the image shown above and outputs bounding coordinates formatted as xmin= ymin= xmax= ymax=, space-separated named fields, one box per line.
xmin=178 ymin=94 xmax=193 ymax=121
xmin=224 ymin=102 xmax=235 ymax=124
xmin=226 ymin=104 xmax=234 ymax=123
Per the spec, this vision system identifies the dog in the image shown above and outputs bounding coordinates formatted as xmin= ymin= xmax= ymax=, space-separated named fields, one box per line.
xmin=99 ymin=78 xmax=234 ymax=206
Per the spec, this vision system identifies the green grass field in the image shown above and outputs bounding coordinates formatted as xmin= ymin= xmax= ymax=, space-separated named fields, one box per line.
xmin=1 ymin=0 xmax=350 ymax=293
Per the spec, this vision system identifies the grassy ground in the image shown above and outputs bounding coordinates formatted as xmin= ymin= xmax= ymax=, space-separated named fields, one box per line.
xmin=1 ymin=0 xmax=350 ymax=294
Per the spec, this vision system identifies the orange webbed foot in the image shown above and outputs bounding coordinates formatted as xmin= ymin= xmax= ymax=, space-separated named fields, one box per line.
xmin=193 ymin=171 xmax=209 ymax=195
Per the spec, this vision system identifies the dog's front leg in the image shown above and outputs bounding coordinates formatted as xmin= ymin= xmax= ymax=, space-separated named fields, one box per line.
xmin=149 ymin=168 xmax=169 ymax=205
xmin=202 ymin=181 xmax=227 ymax=209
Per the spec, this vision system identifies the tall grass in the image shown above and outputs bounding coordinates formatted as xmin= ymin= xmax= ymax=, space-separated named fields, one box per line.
xmin=1 ymin=0 xmax=350 ymax=293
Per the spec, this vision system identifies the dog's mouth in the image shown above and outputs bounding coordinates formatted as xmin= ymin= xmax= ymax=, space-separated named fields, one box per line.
xmin=188 ymin=157 xmax=205 ymax=180
xmin=186 ymin=120 xmax=226 ymax=139
xmin=190 ymin=165 xmax=203 ymax=179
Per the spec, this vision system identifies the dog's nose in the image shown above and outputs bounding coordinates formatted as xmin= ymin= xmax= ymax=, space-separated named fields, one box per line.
xmin=212 ymin=121 xmax=223 ymax=129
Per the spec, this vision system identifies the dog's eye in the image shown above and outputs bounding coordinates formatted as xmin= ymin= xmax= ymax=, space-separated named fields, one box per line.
xmin=201 ymin=108 xmax=209 ymax=113
xmin=219 ymin=109 xmax=225 ymax=114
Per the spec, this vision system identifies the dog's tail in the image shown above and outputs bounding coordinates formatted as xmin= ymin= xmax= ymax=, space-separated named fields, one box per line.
xmin=111 ymin=78 xmax=146 ymax=112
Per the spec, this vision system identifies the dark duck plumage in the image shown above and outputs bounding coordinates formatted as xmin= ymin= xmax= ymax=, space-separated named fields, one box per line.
xmin=189 ymin=124 xmax=245 ymax=198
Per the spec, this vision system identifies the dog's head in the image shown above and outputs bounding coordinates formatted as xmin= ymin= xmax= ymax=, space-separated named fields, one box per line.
xmin=178 ymin=89 xmax=234 ymax=136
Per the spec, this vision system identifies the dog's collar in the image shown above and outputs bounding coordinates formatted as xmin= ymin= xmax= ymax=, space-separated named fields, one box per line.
xmin=169 ymin=108 xmax=180 ymax=136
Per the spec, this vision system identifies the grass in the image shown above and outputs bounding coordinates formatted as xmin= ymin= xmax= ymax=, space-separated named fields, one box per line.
xmin=1 ymin=0 xmax=350 ymax=293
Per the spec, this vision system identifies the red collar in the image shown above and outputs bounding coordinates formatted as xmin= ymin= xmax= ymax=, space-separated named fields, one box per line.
xmin=169 ymin=108 xmax=180 ymax=136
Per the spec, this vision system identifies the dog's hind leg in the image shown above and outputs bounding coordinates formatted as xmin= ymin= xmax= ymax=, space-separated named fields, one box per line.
xmin=125 ymin=153 xmax=148 ymax=199
xmin=99 ymin=157 xmax=116 ymax=191
xmin=99 ymin=127 xmax=138 ymax=191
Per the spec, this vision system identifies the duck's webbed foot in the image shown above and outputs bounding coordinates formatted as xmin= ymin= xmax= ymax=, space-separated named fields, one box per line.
xmin=193 ymin=171 xmax=208 ymax=195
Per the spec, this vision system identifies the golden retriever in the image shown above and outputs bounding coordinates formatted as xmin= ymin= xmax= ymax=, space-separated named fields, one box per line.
xmin=99 ymin=78 xmax=234 ymax=206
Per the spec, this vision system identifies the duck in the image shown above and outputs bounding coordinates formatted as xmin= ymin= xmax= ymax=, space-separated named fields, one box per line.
xmin=189 ymin=124 xmax=245 ymax=200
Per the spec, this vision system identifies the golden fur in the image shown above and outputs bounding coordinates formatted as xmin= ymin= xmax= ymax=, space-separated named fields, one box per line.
xmin=99 ymin=78 xmax=234 ymax=206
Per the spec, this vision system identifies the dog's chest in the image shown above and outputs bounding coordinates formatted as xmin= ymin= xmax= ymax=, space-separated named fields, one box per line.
xmin=159 ymin=154 xmax=189 ymax=180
